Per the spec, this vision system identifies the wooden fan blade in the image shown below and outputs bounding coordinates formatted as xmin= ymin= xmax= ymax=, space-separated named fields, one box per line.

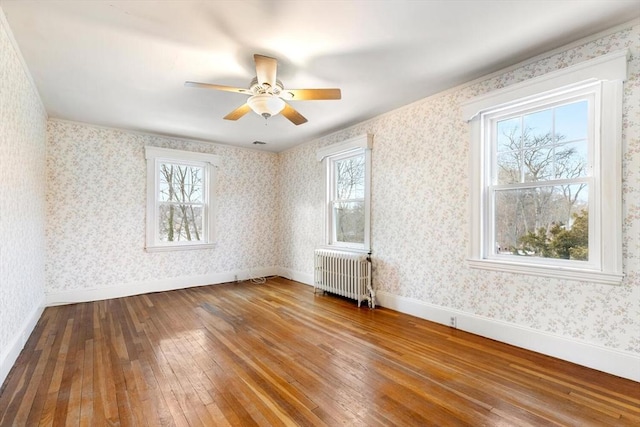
xmin=281 ymin=103 xmax=308 ymax=125
xmin=284 ymin=88 xmax=341 ymax=100
xmin=185 ymin=81 xmax=250 ymax=94
xmin=224 ymin=103 xmax=252 ymax=121
xmin=254 ymin=54 xmax=277 ymax=89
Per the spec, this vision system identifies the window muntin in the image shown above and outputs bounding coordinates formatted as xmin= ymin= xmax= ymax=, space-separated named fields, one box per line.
xmin=145 ymin=147 xmax=219 ymax=252
xmin=487 ymin=96 xmax=592 ymax=263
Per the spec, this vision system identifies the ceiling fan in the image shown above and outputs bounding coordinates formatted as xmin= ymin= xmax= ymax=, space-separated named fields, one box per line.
xmin=185 ymin=54 xmax=341 ymax=125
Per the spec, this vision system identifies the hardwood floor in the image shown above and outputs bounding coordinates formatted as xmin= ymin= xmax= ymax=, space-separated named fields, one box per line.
xmin=1 ymin=277 xmax=638 ymax=426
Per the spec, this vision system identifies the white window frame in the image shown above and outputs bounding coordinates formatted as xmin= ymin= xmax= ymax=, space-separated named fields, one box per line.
xmin=145 ymin=146 xmax=220 ymax=252
xmin=462 ymin=50 xmax=626 ymax=285
xmin=317 ymin=134 xmax=373 ymax=252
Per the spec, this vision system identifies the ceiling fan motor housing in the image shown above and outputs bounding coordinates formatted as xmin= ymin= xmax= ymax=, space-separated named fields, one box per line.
xmin=249 ymin=77 xmax=284 ymax=96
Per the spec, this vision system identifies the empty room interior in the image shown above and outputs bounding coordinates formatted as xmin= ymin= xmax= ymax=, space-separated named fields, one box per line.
xmin=1 ymin=1 xmax=639 ymax=425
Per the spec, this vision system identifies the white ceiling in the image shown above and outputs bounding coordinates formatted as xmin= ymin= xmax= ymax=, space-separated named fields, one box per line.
xmin=2 ymin=1 xmax=639 ymax=152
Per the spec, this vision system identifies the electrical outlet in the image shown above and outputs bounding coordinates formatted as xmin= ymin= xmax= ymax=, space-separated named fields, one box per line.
xmin=450 ymin=316 xmax=457 ymax=328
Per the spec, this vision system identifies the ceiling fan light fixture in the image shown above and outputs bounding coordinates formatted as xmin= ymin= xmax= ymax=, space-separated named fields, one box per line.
xmin=247 ymin=94 xmax=285 ymax=119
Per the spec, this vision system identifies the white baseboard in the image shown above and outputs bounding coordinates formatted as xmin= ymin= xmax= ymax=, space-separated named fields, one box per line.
xmin=45 ymin=267 xmax=280 ymax=306
xmin=1 ymin=297 xmax=45 ymax=388
xmin=277 ymin=267 xmax=313 ymax=286
xmin=376 ymin=291 xmax=640 ymax=382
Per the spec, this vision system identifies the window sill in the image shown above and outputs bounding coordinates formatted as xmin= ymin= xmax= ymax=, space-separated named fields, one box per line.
xmin=145 ymin=243 xmax=216 ymax=253
xmin=319 ymin=245 xmax=371 ymax=255
xmin=467 ymin=258 xmax=623 ymax=285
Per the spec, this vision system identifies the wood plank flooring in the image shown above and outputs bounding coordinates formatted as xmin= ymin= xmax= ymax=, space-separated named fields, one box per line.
xmin=1 ymin=277 xmax=638 ymax=426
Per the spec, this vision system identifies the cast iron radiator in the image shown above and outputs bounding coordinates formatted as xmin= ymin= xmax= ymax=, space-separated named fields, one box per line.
xmin=313 ymin=249 xmax=375 ymax=308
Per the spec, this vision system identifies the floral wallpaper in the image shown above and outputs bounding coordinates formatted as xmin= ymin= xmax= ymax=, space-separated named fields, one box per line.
xmin=279 ymin=24 xmax=640 ymax=354
xmin=0 ymin=12 xmax=47 ymax=367
xmin=45 ymin=121 xmax=280 ymax=293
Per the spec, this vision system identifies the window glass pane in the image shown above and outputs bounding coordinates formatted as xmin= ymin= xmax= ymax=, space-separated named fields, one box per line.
xmin=523 ymin=109 xmax=553 ymax=148
xmin=496 ymin=152 xmax=521 ymax=185
xmin=496 ymin=117 xmax=520 ymax=152
xmin=158 ymin=180 xmax=172 ymax=202
xmin=494 ymin=184 xmax=588 ymax=260
xmin=335 ymin=156 xmax=365 ymax=200
xmin=159 ymin=164 xmax=175 ymax=202
xmin=555 ymin=141 xmax=588 ymax=179
xmin=158 ymin=204 xmax=204 ymax=242
xmin=523 ymin=146 xmax=554 ymax=182
xmin=159 ymin=163 xmax=203 ymax=203
xmin=333 ymin=201 xmax=364 ymax=244
xmin=555 ymin=101 xmax=588 ymax=142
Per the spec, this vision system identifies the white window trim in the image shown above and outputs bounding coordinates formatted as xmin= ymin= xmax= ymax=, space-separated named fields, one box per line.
xmin=462 ymin=50 xmax=626 ymax=285
xmin=317 ymin=134 xmax=373 ymax=253
xmin=145 ymin=146 xmax=220 ymax=252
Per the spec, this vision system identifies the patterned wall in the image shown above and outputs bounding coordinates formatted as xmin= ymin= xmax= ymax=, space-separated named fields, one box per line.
xmin=46 ymin=121 xmax=280 ymax=293
xmin=279 ymin=25 xmax=640 ymax=353
xmin=0 ymin=13 xmax=47 ymax=362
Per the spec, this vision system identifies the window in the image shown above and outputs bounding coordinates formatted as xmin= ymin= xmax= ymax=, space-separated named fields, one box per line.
xmin=463 ymin=50 xmax=626 ymax=284
xmin=145 ymin=147 xmax=220 ymax=251
xmin=490 ymin=94 xmax=591 ymax=261
xmin=317 ymin=134 xmax=372 ymax=251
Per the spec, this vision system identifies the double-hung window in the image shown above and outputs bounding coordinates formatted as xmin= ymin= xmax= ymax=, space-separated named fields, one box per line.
xmin=463 ymin=51 xmax=626 ymax=284
xmin=489 ymin=91 xmax=592 ymax=261
xmin=317 ymin=134 xmax=373 ymax=251
xmin=145 ymin=147 xmax=220 ymax=251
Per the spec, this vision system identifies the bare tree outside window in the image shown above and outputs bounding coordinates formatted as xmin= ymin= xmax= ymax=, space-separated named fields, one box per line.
xmin=493 ymin=100 xmax=589 ymax=260
xmin=158 ymin=162 xmax=204 ymax=242
xmin=333 ymin=155 xmax=365 ymax=244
